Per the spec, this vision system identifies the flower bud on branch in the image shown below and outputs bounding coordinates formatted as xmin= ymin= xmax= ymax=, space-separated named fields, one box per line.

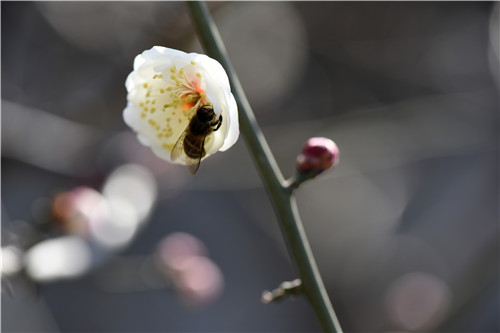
xmin=296 ymin=137 xmax=339 ymax=175
xmin=285 ymin=137 xmax=340 ymax=191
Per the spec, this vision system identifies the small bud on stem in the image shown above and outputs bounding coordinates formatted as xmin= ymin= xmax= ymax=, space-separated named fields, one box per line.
xmin=285 ymin=137 xmax=340 ymax=191
xmin=296 ymin=137 xmax=339 ymax=175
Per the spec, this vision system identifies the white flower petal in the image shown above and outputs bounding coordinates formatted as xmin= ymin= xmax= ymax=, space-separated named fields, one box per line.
xmin=123 ymin=46 xmax=239 ymax=170
xmin=200 ymin=56 xmax=231 ymax=92
xmin=219 ymin=93 xmax=239 ymax=151
xmin=123 ymin=103 xmax=143 ymax=131
xmin=153 ymin=46 xmax=189 ymax=58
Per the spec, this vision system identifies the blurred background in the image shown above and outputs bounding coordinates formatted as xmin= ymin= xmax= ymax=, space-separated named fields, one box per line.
xmin=2 ymin=1 xmax=499 ymax=332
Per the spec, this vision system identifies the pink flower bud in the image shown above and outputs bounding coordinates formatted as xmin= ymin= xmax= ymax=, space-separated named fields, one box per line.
xmin=155 ymin=233 xmax=224 ymax=308
xmin=156 ymin=232 xmax=208 ymax=270
xmin=296 ymin=137 xmax=339 ymax=174
xmin=172 ymin=256 xmax=224 ymax=308
xmin=52 ymin=187 xmax=105 ymax=236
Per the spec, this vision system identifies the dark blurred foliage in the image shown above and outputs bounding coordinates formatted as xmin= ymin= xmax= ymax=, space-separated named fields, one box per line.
xmin=2 ymin=1 xmax=499 ymax=332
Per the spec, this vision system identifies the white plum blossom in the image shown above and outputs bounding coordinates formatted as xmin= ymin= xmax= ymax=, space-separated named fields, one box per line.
xmin=123 ymin=46 xmax=239 ymax=166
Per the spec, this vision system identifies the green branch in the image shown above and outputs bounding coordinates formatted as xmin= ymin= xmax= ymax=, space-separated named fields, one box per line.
xmin=186 ymin=2 xmax=343 ymax=332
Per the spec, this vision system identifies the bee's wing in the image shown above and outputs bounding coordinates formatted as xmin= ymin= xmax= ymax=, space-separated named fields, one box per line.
xmin=171 ymin=127 xmax=206 ymax=175
xmin=171 ymin=127 xmax=188 ymax=162
xmin=186 ymin=157 xmax=202 ymax=174
xmin=185 ymin=133 xmax=207 ymax=175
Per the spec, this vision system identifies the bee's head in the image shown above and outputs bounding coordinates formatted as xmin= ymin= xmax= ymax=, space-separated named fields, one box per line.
xmin=197 ymin=105 xmax=215 ymax=122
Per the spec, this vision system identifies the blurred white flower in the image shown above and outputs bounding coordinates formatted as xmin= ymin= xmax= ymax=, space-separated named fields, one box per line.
xmin=123 ymin=46 xmax=239 ymax=166
xmin=1 ymin=246 xmax=23 ymax=276
xmin=24 ymin=236 xmax=92 ymax=282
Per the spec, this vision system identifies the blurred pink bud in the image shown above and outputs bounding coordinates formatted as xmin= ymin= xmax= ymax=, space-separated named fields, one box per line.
xmin=296 ymin=137 xmax=339 ymax=174
xmin=52 ymin=187 xmax=106 ymax=236
xmin=156 ymin=232 xmax=208 ymax=270
xmin=172 ymin=256 xmax=224 ymax=308
xmin=155 ymin=233 xmax=224 ymax=308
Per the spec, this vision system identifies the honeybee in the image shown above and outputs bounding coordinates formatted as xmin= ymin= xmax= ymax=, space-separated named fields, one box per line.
xmin=171 ymin=105 xmax=223 ymax=174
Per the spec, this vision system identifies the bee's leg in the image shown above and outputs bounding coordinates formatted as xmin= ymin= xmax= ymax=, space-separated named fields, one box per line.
xmin=212 ymin=115 xmax=223 ymax=131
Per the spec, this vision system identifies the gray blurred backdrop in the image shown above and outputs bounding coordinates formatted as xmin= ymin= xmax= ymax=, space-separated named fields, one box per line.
xmin=2 ymin=1 xmax=499 ymax=332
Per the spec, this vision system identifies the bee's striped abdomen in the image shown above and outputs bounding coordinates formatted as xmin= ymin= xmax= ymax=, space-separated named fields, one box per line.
xmin=183 ymin=135 xmax=205 ymax=159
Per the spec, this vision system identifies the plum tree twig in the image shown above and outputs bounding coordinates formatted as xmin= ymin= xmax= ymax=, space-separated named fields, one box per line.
xmin=187 ymin=2 xmax=343 ymax=332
